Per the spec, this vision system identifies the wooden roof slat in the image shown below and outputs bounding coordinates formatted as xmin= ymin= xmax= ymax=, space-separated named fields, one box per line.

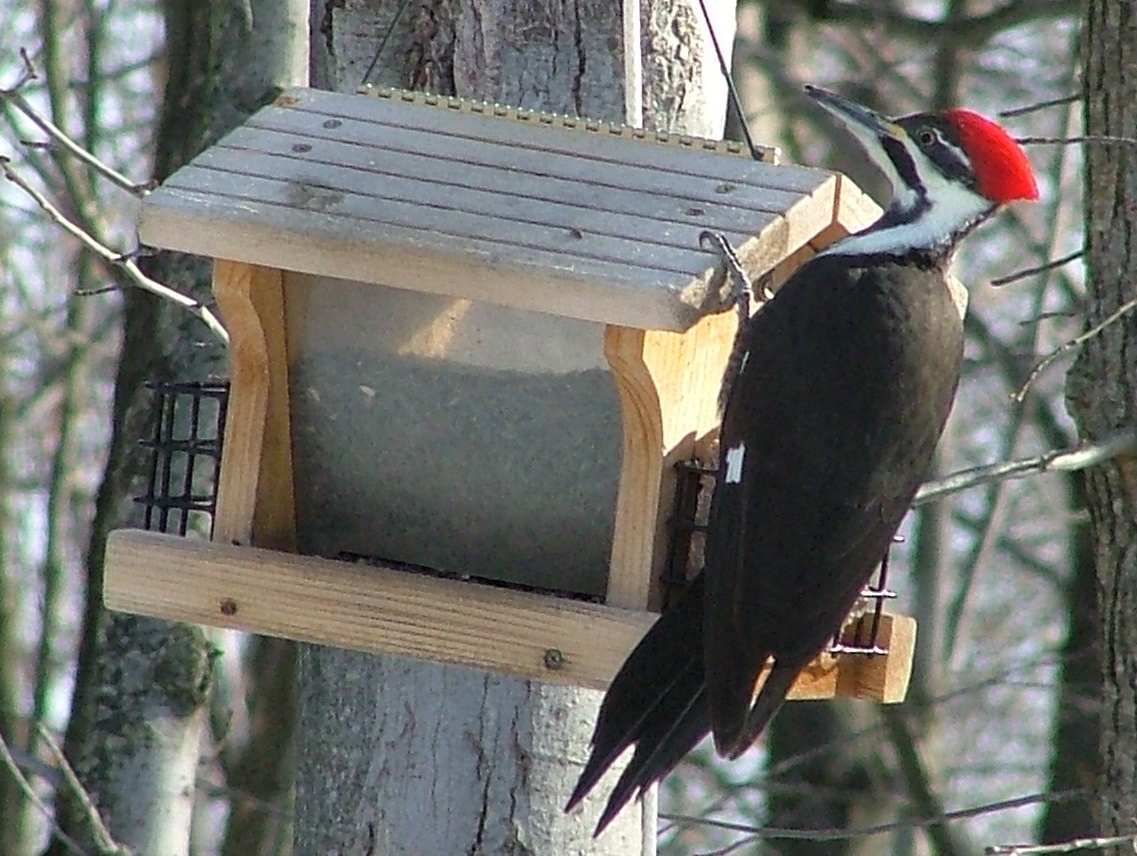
xmin=212 ymin=124 xmax=806 ymax=224
xmin=139 ymin=87 xmax=847 ymax=330
xmin=143 ymin=187 xmax=732 ymax=330
xmin=277 ymin=90 xmax=818 ymax=189
xmin=242 ymin=105 xmax=816 ymax=207
xmin=181 ymin=148 xmax=767 ymax=268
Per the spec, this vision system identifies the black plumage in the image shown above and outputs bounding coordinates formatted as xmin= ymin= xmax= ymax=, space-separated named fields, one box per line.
xmin=567 ymin=251 xmax=963 ymax=831
xmin=704 ymin=253 xmax=963 ymax=756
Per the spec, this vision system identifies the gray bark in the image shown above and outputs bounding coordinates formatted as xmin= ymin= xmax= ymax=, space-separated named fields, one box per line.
xmin=1066 ymin=0 xmax=1137 ymax=844
xmin=298 ymin=1 xmax=731 ymax=852
xmin=53 ymin=3 xmax=308 ymax=854
xmin=296 ymin=650 xmax=646 ymax=854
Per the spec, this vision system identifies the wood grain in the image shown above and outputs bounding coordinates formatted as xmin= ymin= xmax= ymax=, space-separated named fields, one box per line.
xmin=604 ymin=309 xmax=738 ymax=610
xmin=212 ymin=260 xmax=297 ymax=551
xmin=138 ymin=86 xmax=858 ymax=332
xmin=105 ymin=529 xmax=915 ymax=701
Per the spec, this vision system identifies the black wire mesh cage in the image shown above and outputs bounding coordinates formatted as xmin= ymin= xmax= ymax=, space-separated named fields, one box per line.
xmin=135 ymin=380 xmax=230 ymax=537
xmin=664 ymin=458 xmax=897 ymax=655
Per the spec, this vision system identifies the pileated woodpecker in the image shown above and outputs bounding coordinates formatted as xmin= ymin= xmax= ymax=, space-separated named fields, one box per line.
xmin=566 ymin=86 xmax=1039 ymax=834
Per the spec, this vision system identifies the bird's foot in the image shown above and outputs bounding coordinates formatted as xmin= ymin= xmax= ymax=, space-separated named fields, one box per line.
xmin=699 ymin=230 xmax=753 ymax=320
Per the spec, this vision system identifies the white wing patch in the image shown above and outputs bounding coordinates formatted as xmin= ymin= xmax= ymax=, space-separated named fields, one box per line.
xmin=724 ymin=442 xmax=746 ymax=484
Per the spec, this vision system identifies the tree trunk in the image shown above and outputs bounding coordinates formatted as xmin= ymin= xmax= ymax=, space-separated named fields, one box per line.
xmin=765 ymin=701 xmax=894 ymax=856
xmin=298 ymin=1 xmax=731 ymax=852
xmin=1066 ymin=0 xmax=1137 ymax=844
xmin=52 ymin=2 xmax=307 ymax=854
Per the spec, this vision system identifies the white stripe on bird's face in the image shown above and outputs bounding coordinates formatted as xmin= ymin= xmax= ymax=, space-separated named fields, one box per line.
xmin=824 ymin=178 xmax=992 ymax=259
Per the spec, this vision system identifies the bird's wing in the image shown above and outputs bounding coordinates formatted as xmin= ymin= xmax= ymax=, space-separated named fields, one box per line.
xmin=703 ymin=260 xmax=953 ymax=756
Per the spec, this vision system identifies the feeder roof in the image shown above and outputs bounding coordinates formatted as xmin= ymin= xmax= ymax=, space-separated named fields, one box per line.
xmin=139 ymin=86 xmax=867 ymax=331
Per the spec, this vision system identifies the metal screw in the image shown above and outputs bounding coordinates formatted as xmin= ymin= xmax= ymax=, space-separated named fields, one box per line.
xmin=543 ymin=648 xmax=566 ymax=670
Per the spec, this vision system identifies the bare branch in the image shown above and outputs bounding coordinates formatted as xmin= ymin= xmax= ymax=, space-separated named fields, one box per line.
xmin=987 ymin=834 xmax=1137 ymax=855
xmin=881 ymin=707 xmax=974 ymax=856
xmin=1018 ymin=135 xmax=1137 ymax=148
xmin=991 ymin=249 xmax=1084 ymax=286
xmin=0 ymin=155 xmax=228 ymax=344
xmin=915 ymin=428 xmax=1137 ymax=506
xmin=1014 ymin=296 xmax=1137 ymax=401
xmin=662 ymin=790 xmax=1085 ymax=840
xmin=816 ymin=0 xmax=1076 ymax=44
xmin=1000 ymin=93 xmax=1083 ymax=119
xmin=0 ymin=729 xmax=90 ymax=856
xmin=36 ymin=724 xmax=130 ymax=856
xmin=0 ymin=48 xmax=151 ymax=196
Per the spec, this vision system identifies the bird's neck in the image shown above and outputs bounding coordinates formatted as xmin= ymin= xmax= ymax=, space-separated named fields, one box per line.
xmin=821 ymin=183 xmax=995 ymax=261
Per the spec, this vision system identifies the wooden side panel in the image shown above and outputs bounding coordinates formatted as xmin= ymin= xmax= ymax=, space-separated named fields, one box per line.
xmin=212 ymin=260 xmax=297 ymax=551
xmin=604 ymin=308 xmax=738 ymax=610
xmin=601 ymin=173 xmax=860 ymax=611
xmin=104 ymin=529 xmax=915 ymax=700
xmin=838 ymin=614 xmax=917 ymax=703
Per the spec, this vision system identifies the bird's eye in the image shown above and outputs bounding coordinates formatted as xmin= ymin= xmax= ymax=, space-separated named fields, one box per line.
xmin=917 ymin=128 xmax=937 ymax=146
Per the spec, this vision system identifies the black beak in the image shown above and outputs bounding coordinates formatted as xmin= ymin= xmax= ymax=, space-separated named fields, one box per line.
xmin=804 ymin=85 xmax=905 ymax=141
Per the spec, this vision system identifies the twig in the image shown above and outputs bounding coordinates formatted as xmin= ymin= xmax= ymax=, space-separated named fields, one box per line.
xmin=0 ymin=48 xmax=151 ymax=196
xmin=914 ymin=427 xmax=1137 ymax=506
xmin=1020 ymin=309 xmax=1079 ymax=324
xmin=1000 ymin=93 xmax=1082 ymax=119
xmin=1014 ymin=296 xmax=1137 ymax=401
xmin=0 ymin=729 xmax=90 ymax=856
xmin=0 ymin=155 xmax=228 ymax=344
xmin=662 ymin=790 xmax=1084 ymax=840
xmin=881 ymin=707 xmax=974 ymax=856
xmin=9 ymin=47 xmax=38 ymax=89
xmin=991 ymin=249 xmax=1084 ymax=286
xmin=36 ymin=724 xmax=130 ymax=856
xmin=1017 ymin=135 xmax=1137 ymax=147
xmin=987 ymin=834 xmax=1137 ymax=855
xmin=75 ymin=284 xmax=122 ymax=297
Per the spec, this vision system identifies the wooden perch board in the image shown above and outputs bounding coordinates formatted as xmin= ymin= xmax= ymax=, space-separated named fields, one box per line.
xmin=105 ymin=529 xmax=915 ymax=700
xmin=136 ymin=86 xmax=872 ymax=332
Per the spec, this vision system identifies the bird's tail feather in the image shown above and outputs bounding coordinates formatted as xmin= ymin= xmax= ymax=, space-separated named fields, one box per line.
xmin=591 ymin=667 xmax=707 ymax=834
xmin=566 ymin=579 xmax=709 ymax=834
xmin=717 ymin=661 xmax=801 ymax=759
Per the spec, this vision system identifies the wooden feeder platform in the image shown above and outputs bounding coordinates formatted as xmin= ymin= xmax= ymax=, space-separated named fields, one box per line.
xmin=104 ymin=85 xmax=914 ymax=704
xmin=106 ymin=530 xmax=914 ymax=699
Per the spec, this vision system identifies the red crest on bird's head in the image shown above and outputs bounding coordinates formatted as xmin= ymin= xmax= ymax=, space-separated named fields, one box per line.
xmin=943 ymin=109 xmax=1039 ymax=204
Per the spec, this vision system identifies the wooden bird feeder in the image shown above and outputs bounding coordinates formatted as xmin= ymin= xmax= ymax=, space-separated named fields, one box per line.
xmin=104 ymin=86 xmax=914 ymax=703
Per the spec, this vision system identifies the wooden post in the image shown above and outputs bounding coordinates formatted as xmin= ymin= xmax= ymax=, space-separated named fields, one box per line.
xmin=211 ymin=260 xmax=297 ymax=552
xmin=604 ymin=310 xmax=739 ymax=610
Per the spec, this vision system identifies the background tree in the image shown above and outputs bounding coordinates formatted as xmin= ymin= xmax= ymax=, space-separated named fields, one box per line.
xmin=56 ymin=6 xmax=305 ymax=853
xmin=1067 ymin=0 xmax=1137 ymax=844
xmin=296 ymin=1 xmax=734 ymax=853
xmin=0 ymin=1 xmax=304 ymax=854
